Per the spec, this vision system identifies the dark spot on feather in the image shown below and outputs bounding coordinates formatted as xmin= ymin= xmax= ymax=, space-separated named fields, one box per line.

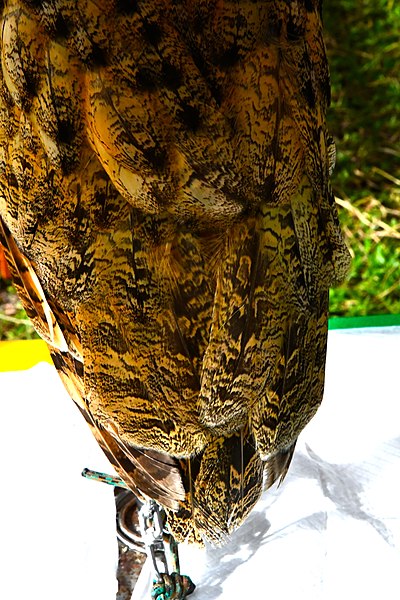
xmin=53 ymin=13 xmax=72 ymax=40
xmin=211 ymin=83 xmax=223 ymax=106
xmin=295 ymin=268 xmax=306 ymax=293
xmin=19 ymin=156 xmax=31 ymax=172
xmin=305 ymin=0 xmax=315 ymax=12
xmin=217 ymin=43 xmax=240 ymax=68
xmin=60 ymin=151 xmax=78 ymax=175
xmin=262 ymin=413 xmax=279 ymax=430
xmin=51 ymin=352 xmax=84 ymax=378
xmin=286 ymin=16 xmax=304 ymax=41
xmin=7 ymin=172 xmax=18 ymax=189
xmin=142 ymin=146 xmax=167 ymax=171
xmin=302 ymin=79 xmax=316 ymax=108
xmin=178 ymin=103 xmax=201 ymax=132
xmin=50 ymin=351 xmax=64 ymax=371
xmin=229 ymin=312 xmax=246 ymax=342
xmin=322 ymin=75 xmax=331 ymax=105
xmin=71 ymin=193 xmax=87 ymax=226
xmin=21 ymin=0 xmax=46 ymax=7
xmin=142 ymin=20 xmax=163 ymax=46
xmin=24 ymin=70 xmax=39 ymax=101
xmin=84 ymin=43 xmax=108 ymax=68
xmin=261 ymin=173 xmax=276 ymax=201
xmin=115 ymin=0 xmax=137 ymax=15
xmin=187 ymin=46 xmax=223 ymax=105
xmin=93 ymin=191 xmax=109 ymax=229
xmin=136 ymin=67 xmax=158 ymax=91
xmin=161 ymin=62 xmax=182 ymax=90
xmin=74 ymin=356 xmax=84 ymax=377
xmin=57 ymin=119 xmax=75 ymax=145
xmin=189 ymin=46 xmax=208 ymax=80
xmin=192 ymin=13 xmax=204 ymax=35
xmin=265 ymin=17 xmax=282 ymax=41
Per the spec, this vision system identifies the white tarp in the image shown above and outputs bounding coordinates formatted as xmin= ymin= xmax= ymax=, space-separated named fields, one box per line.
xmin=0 ymin=327 xmax=399 ymax=599
xmin=0 ymin=363 xmax=119 ymax=600
xmin=135 ymin=327 xmax=400 ymax=599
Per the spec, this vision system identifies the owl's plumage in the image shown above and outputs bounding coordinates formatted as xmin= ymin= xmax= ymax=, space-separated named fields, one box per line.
xmin=0 ymin=0 xmax=349 ymax=545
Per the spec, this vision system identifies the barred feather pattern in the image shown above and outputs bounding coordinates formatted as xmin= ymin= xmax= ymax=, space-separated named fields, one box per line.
xmin=0 ymin=0 xmax=350 ymax=545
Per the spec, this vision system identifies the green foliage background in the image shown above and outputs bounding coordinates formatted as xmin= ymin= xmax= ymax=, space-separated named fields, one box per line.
xmin=325 ymin=0 xmax=400 ymax=316
xmin=1 ymin=0 xmax=399 ymax=340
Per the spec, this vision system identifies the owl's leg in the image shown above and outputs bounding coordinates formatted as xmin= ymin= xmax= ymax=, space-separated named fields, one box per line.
xmin=139 ymin=501 xmax=196 ymax=600
xmin=82 ymin=468 xmax=195 ymax=598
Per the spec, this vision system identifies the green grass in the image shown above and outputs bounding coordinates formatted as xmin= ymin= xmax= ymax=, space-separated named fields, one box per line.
xmin=324 ymin=0 xmax=400 ymax=316
xmin=0 ymin=282 xmax=38 ymax=341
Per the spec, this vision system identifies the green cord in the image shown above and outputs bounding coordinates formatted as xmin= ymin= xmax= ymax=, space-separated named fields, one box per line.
xmin=328 ymin=314 xmax=400 ymax=330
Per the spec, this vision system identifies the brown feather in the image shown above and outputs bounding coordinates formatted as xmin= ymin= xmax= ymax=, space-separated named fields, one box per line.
xmin=0 ymin=0 xmax=350 ymax=544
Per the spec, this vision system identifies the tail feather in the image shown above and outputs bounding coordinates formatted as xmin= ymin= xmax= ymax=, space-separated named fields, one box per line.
xmin=264 ymin=442 xmax=297 ymax=490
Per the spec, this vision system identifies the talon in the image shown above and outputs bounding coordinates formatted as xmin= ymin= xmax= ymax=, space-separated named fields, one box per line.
xmin=151 ymin=573 xmax=196 ymax=600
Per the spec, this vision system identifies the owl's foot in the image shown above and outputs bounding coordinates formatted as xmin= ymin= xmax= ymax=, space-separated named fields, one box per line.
xmin=140 ymin=501 xmax=195 ymax=598
xmin=151 ymin=573 xmax=196 ymax=599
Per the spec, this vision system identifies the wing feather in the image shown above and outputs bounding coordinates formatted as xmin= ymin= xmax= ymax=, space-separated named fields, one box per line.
xmin=0 ymin=216 xmax=184 ymax=508
xmin=0 ymin=0 xmax=351 ymax=544
xmin=0 ymin=216 xmax=68 ymax=351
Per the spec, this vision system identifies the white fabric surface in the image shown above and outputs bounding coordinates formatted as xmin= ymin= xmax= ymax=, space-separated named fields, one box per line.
xmin=0 ymin=363 xmax=118 ymax=600
xmin=134 ymin=327 xmax=400 ymax=599
xmin=0 ymin=327 xmax=399 ymax=599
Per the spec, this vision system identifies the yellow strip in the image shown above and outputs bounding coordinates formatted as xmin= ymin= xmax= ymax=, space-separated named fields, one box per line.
xmin=0 ymin=339 xmax=52 ymax=372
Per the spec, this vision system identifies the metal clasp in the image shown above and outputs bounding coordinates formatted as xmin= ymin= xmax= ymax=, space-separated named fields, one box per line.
xmin=139 ymin=500 xmax=180 ymax=580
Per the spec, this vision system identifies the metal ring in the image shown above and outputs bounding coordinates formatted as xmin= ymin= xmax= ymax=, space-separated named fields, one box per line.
xmin=115 ymin=489 xmax=146 ymax=553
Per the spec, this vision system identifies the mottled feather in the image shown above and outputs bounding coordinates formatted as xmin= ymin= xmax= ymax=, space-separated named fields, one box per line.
xmin=0 ymin=0 xmax=350 ymax=545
